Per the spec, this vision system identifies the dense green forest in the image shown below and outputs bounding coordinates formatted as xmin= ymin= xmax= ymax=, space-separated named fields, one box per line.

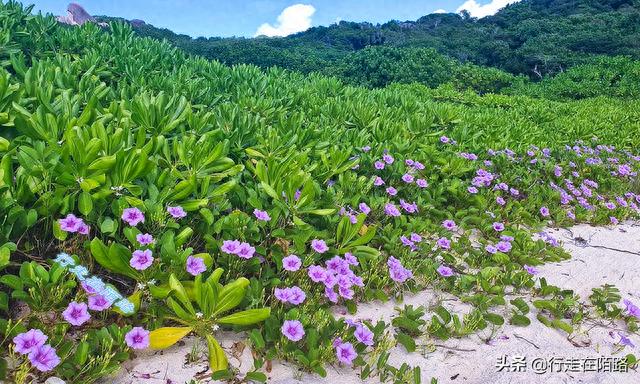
xmin=101 ymin=0 xmax=640 ymax=97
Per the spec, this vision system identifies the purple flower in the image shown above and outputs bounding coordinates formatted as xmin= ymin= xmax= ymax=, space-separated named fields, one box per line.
xmin=500 ymin=235 xmax=514 ymax=242
xmin=125 ymin=327 xmax=150 ymax=349
xmin=281 ymin=320 xmax=305 ymax=342
xmin=401 ymin=173 xmax=414 ymax=183
xmin=136 ymin=233 xmax=154 ymax=246
xmin=410 ymin=233 xmax=422 ymax=243
xmin=374 ymin=161 xmax=385 ymax=170
xmin=253 ymin=208 xmax=271 ymax=221
xmin=335 ymin=341 xmax=357 ymax=365
xmin=387 ymin=256 xmax=412 ymax=283
xmin=610 ymin=216 xmax=619 ymax=225
xmin=382 ymin=154 xmax=394 ymax=164
xmin=617 ymin=333 xmax=635 ymax=348
xmin=308 ymin=265 xmax=327 ymax=282
xmin=77 ymin=222 xmax=90 ymax=235
xmin=186 ymin=256 xmax=207 ymax=276
xmin=311 ymin=239 xmax=329 ymax=253
xmin=468 ymin=186 xmax=478 ymax=194
xmin=28 ymin=344 xmax=60 ymax=372
xmin=414 ymin=161 xmax=425 ymax=170
xmin=344 ymin=252 xmax=359 ymax=266
xmin=524 ymin=265 xmax=539 ymax=275
xmin=496 ymin=241 xmax=512 ymax=253
xmin=62 ymin=301 xmax=91 ymax=326
xmin=274 ymin=287 xmax=292 ymax=303
xmin=167 ymin=206 xmax=187 ymax=219
xmin=130 ymin=249 xmax=154 ymax=270
xmin=384 ymin=203 xmax=401 ymax=217
xmin=540 ymin=206 xmax=550 ymax=217
xmin=88 ymin=294 xmax=112 ymax=311
xmin=437 ymin=237 xmax=451 ymax=250
xmin=221 ymin=239 xmax=241 ymax=254
xmin=13 ymin=329 xmax=47 ymax=355
xmin=416 ymin=179 xmax=428 ymax=188
xmin=373 ymin=176 xmax=385 ymax=186
xmin=287 ymin=286 xmax=306 ymax=305
xmin=437 ymin=265 xmax=454 ymax=277
xmin=440 ymin=136 xmax=450 ymax=143
xmin=400 ymin=200 xmax=418 ymax=213
xmin=605 ymin=202 xmax=616 ymax=210
xmin=354 ymin=324 xmax=374 ymax=346
xmin=236 ymin=242 xmax=256 ymax=259
xmin=362 ymin=145 xmax=371 ymax=152
xmin=386 ymin=186 xmax=397 ymax=196
xmin=496 ymin=196 xmax=506 ymax=206
xmin=485 ymin=244 xmax=497 ymax=254
xmin=59 ymin=214 xmax=83 ymax=233
xmin=623 ymin=299 xmax=640 ymax=319
xmin=122 ymin=207 xmax=145 ymax=226
xmin=493 ymin=222 xmax=505 ymax=232
xmin=282 ymin=254 xmax=302 ymax=272
xmin=442 ymin=220 xmax=457 ymax=231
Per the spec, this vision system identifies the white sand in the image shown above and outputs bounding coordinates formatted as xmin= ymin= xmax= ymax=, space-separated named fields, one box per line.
xmin=101 ymin=223 xmax=640 ymax=384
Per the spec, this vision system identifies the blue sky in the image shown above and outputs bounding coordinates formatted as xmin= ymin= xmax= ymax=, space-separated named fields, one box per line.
xmin=20 ymin=1 xmax=519 ymax=38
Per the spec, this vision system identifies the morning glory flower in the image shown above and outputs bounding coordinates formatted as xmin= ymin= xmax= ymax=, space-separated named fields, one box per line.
xmin=167 ymin=205 xmax=187 ymax=219
xmin=28 ymin=344 xmax=60 ymax=372
xmin=311 ymin=239 xmax=329 ymax=253
xmin=253 ymin=208 xmax=271 ymax=221
xmin=335 ymin=341 xmax=357 ymax=365
xmin=125 ymin=327 xmax=150 ymax=349
xmin=122 ymin=207 xmax=145 ymax=226
xmin=282 ymin=254 xmax=302 ymax=271
xmin=437 ymin=265 xmax=454 ymax=277
xmin=130 ymin=249 xmax=154 ymax=270
xmin=136 ymin=233 xmax=154 ymax=246
xmin=13 ymin=329 xmax=47 ymax=355
xmin=186 ymin=256 xmax=207 ymax=276
xmin=281 ymin=320 xmax=305 ymax=342
xmin=62 ymin=301 xmax=91 ymax=326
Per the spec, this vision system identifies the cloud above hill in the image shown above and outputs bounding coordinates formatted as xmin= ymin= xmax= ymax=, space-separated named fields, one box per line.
xmin=255 ymin=4 xmax=316 ymax=37
xmin=457 ymin=0 xmax=521 ymax=18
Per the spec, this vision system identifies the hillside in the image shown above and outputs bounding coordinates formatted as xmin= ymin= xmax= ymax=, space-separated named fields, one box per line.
xmin=96 ymin=0 xmax=640 ymax=96
xmin=116 ymin=1 xmax=638 ymax=73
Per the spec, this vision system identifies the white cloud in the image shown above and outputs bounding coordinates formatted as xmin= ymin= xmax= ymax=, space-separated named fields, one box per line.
xmin=255 ymin=4 xmax=316 ymax=37
xmin=456 ymin=0 xmax=520 ymax=18
xmin=433 ymin=9 xmax=447 ymax=14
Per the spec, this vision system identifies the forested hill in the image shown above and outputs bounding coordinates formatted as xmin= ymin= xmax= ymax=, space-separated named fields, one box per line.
xmin=106 ymin=0 xmax=640 ymax=77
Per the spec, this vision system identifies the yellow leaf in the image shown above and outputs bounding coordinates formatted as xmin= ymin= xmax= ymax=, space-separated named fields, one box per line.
xmin=206 ymin=334 xmax=228 ymax=371
xmin=149 ymin=327 xmax=193 ymax=349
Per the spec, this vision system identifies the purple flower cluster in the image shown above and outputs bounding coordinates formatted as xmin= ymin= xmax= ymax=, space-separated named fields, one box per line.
xmin=12 ymin=330 xmax=61 ymax=372
xmin=387 ymin=256 xmax=413 ymax=283
xmin=307 ymin=254 xmax=363 ymax=303
xmin=274 ymin=286 xmax=306 ymax=305
xmin=400 ymin=233 xmax=422 ymax=250
xmin=58 ymin=213 xmax=90 ymax=235
xmin=221 ymin=240 xmax=256 ymax=259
